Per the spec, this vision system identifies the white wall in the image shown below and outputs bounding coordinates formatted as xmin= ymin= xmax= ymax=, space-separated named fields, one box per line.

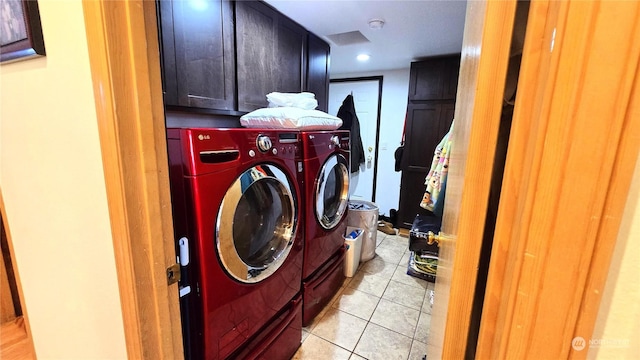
xmin=331 ymin=68 xmax=410 ymax=217
xmin=0 ymin=1 xmax=127 ymax=358
xmin=589 ymin=156 xmax=640 ymax=359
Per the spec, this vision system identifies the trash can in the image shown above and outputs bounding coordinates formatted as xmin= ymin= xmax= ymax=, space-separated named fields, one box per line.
xmin=346 ymin=200 xmax=379 ymax=262
xmin=343 ymin=226 xmax=363 ymax=277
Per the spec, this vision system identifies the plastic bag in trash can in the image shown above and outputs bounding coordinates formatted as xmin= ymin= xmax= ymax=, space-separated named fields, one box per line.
xmin=344 ymin=226 xmax=363 ymax=277
xmin=346 ymin=200 xmax=378 ymax=262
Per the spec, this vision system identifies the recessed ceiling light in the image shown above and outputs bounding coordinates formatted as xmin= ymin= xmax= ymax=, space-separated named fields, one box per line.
xmin=357 ymin=54 xmax=370 ymax=62
xmin=189 ymin=0 xmax=208 ymax=11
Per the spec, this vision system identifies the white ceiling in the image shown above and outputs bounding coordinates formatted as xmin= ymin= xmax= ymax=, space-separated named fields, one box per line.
xmin=264 ymin=0 xmax=468 ymax=75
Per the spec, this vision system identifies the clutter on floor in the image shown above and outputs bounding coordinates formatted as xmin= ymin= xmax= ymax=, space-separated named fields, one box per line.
xmin=407 ymin=213 xmax=441 ymax=283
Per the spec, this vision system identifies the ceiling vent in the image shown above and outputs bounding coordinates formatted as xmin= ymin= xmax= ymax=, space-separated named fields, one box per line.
xmin=326 ymin=31 xmax=370 ymax=46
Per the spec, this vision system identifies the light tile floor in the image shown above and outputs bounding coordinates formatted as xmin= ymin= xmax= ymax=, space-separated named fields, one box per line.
xmin=293 ymin=230 xmax=435 ymax=360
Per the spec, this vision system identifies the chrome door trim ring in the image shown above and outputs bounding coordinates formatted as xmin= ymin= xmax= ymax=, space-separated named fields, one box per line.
xmin=216 ymin=164 xmax=297 ymax=283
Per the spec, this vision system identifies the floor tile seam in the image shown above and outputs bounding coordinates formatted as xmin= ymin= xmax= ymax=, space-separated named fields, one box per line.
xmin=311 ymin=306 xmax=371 ymax=331
xmin=390 ymin=271 xmax=431 ymax=291
xmin=360 ymin=321 xmax=415 ymax=343
xmin=372 ymin=298 xmax=421 ymax=323
xmin=308 ymin=329 xmax=360 ymax=354
xmin=310 ymin=309 xmax=374 ymax=355
xmin=332 ymin=293 xmax=382 ymax=322
xmin=409 ymin=339 xmax=428 ymax=360
xmin=350 ymin=321 xmax=403 ymax=360
xmin=305 ymin=332 xmax=354 ymax=355
xmin=379 ymin=294 xmax=424 ymax=312
xmin=345 ymin=275 xmax=392 ymax=297
xmin=377 ymin=257 xmax=405 ymax=267
xmin=412 ymin=311 xmax=430 ymax=341
xmin=366 ymin=291 xmax=421 ymax=338
xmin=381 ymin=279 xmax=426 ymax=304
xmin=386 ymin=278 xmax=429 ymax=296
xmin=368 ymin=315 xmax=418 ymax=339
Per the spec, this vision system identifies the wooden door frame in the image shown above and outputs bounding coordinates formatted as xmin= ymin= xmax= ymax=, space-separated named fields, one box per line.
xmin=81 ymin=0 xmax=638 ymax=358
xmin=476 ymin=0 xmax=640 ymax=358
xmin=428 ymin=1 xmax=518 ymax=358
xmin=0 ymin=190 xmax=35 ymax=358
xmin=82 ymin=1 xmax=183 ymax=358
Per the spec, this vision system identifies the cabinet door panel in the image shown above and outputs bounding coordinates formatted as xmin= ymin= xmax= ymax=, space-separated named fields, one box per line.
xmin=276 ymin=20 xmax=306 ymax=93
xmin=409 ymin=60 xmax=445 ymax=101
xmin=158 ymin=0 xmax=178 ymax=106
xmin=172 ymin=0 xmax=235 ymax=110
xmin=236 ymin=1 xmax=306 ymax=112
xmin=236 ymin=1 xmax=276 ymax=112
xmin=408 ymin=55 xmax=461 ymax=101
xmin=307 ymin=34 xmax=330 ymax=112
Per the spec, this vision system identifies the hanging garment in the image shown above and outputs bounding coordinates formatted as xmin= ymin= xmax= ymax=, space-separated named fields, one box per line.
xmin=420 ymin=121 xmax=454 ymax=212
xmin=337 ymin=95 xmax=365 ymax=173
xmin=394 ymin=113 xmax=407 ymax=172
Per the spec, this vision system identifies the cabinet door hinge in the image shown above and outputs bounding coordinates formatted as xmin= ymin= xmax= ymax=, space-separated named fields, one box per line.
xmin=167 ymin=263 xmax=181 ymax=285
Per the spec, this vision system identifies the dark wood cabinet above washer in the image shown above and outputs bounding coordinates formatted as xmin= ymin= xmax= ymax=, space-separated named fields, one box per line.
xmin=235 ymin=0 xmax=307 ymax=112
xmin=306 ymin=33 xmax=330 ymax=112
xmin=158 ymin=0 xmax=236 ymax=111
xmin=157 ymin=0 xmax=325 ymax=116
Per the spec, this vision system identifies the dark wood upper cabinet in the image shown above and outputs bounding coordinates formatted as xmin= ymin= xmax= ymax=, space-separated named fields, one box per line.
xmin=397 ymin=55 xmax=460 ymax=228
xmin=408 ymin=55 xmax=460 ymax=101
xmin=158 ymin=0 xmax=236 ymax=110
xmin=158 ymin=0 xmax=327 ymax=118
xmin=235 ymin=1 xmax=307 ymax=112
xmin=306 ymin=33 xmax=330 ymax=112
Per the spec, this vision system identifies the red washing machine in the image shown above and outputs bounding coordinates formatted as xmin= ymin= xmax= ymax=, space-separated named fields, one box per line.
xmin=300 ymin=131 xmax=351 ymax=326
xmin=167 ymin=128 xmax=303 ymax=360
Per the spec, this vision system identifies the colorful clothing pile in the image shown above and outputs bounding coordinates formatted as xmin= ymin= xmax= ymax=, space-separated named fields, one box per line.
xmin=420 ymin=121 xmax=454 ymax=214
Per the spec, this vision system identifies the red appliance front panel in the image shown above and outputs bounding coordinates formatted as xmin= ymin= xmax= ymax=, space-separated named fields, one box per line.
xmin=167 ymin=128 xmax=303 ymax=360
xmin=300 ymin=131 xmax=350 ymax=280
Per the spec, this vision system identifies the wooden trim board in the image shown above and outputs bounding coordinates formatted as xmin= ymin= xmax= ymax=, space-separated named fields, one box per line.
xmin=476 ymin=0 xmax=640 ymax=358
xmin=82 ymin=1 xmax=184 ymax=358
xmin=0 ymin=190 xmax=35 ymax=359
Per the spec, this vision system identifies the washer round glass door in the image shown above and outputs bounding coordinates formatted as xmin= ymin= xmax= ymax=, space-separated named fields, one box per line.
xmin=216 ymin=164 xmax=297 ymax=283
xmin=315 ymin=153 xmax=350 ymax=229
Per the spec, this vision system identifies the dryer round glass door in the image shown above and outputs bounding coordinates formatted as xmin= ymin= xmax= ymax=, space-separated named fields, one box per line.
xmin=315 ymin=153 xmax=350 ymax=229
xmin=216 ymin=164 xmax=298 ymax=283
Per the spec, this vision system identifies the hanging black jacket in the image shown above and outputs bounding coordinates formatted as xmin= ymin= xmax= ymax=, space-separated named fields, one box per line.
xmin=337 ymin=95 xmax=365 ymax=173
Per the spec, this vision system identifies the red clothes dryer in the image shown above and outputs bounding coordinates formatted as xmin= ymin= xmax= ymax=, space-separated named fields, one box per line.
xmin=167 ymin=128 xmax=303 ymax=360
xmin=300 ymin=131 xmax=351 ymax=325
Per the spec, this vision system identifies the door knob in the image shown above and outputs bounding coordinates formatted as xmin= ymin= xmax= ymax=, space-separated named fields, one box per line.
xmin=368 ymin=146 xmax=373 ymax=152
xmin=427 ymin=231 xmax=443 ymax=247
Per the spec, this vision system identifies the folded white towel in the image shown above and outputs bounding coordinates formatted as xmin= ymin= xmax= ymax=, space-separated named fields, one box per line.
xmin=266 ymin=92 xmax=318 ymax=110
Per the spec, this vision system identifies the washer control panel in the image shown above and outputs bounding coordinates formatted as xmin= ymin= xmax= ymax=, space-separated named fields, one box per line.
xmin=256 ymin=135 xmax=273 ymax=152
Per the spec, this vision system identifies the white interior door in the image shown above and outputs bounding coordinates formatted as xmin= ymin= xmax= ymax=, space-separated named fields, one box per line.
xmin=329 ymin=79 xmax=380 ymax=202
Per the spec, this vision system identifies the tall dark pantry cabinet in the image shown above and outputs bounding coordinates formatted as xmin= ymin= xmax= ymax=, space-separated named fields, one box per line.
xmin=397 ymin=55 xmax=460 ymax=228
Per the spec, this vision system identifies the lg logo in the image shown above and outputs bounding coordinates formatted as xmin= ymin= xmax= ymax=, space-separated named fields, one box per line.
xmin=198 ymin=134 xmax=211 ymax=140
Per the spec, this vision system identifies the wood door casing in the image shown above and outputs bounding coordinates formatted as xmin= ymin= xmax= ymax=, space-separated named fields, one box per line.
xmin=428 ymin=1 xmax=517 ymax=358
xmin=476 ymin=1 xmax=640 ymax=358
xmin=83 ymin=1 xmax=184 ymax=358
xmin=0 ymin=191 xmax=35 ymax=359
